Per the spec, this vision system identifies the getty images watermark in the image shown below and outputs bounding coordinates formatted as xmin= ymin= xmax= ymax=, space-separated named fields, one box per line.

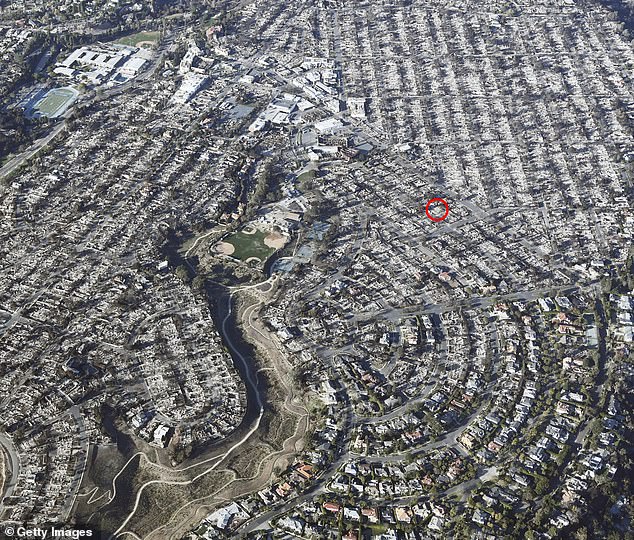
xmin=3 ymin=525 xmax=95 ymax=539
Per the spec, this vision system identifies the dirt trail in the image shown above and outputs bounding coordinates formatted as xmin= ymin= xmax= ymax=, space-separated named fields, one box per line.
xmin=0 ymin=448 xmax=5 ymax=499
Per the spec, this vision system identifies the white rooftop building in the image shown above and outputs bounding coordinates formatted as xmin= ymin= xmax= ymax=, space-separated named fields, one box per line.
xmin=171 ymin=73 xmax=208 ymax=105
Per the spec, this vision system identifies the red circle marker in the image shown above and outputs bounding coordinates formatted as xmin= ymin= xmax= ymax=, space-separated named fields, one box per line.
xmin=425 ymin=197 xmax=449 ymax=222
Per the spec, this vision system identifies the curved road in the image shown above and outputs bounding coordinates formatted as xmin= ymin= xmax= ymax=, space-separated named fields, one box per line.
xmin=0 ymin=432 xmax=20 ymax=505
xmin=220 ymin=291 xmax=265 ymax=415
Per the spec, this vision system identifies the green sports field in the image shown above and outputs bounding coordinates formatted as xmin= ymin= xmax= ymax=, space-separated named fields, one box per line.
xmin=31 ymin=88 xmax=78 ymax=118
xmin=224 ymin=229 xmax=275 ymax=262
xmin=115 ymin=31 xmax=160 ymax=48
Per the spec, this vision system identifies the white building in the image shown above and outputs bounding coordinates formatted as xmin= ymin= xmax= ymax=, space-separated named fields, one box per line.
xmin=171 ymin=73 xmax=208 ymax=105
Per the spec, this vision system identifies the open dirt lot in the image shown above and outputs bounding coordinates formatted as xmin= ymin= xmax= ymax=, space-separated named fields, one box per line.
xmin=214 ymin=241 xmax=235 ymax=255
xmin=264 ymin=230 xmax=287 ymax=249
